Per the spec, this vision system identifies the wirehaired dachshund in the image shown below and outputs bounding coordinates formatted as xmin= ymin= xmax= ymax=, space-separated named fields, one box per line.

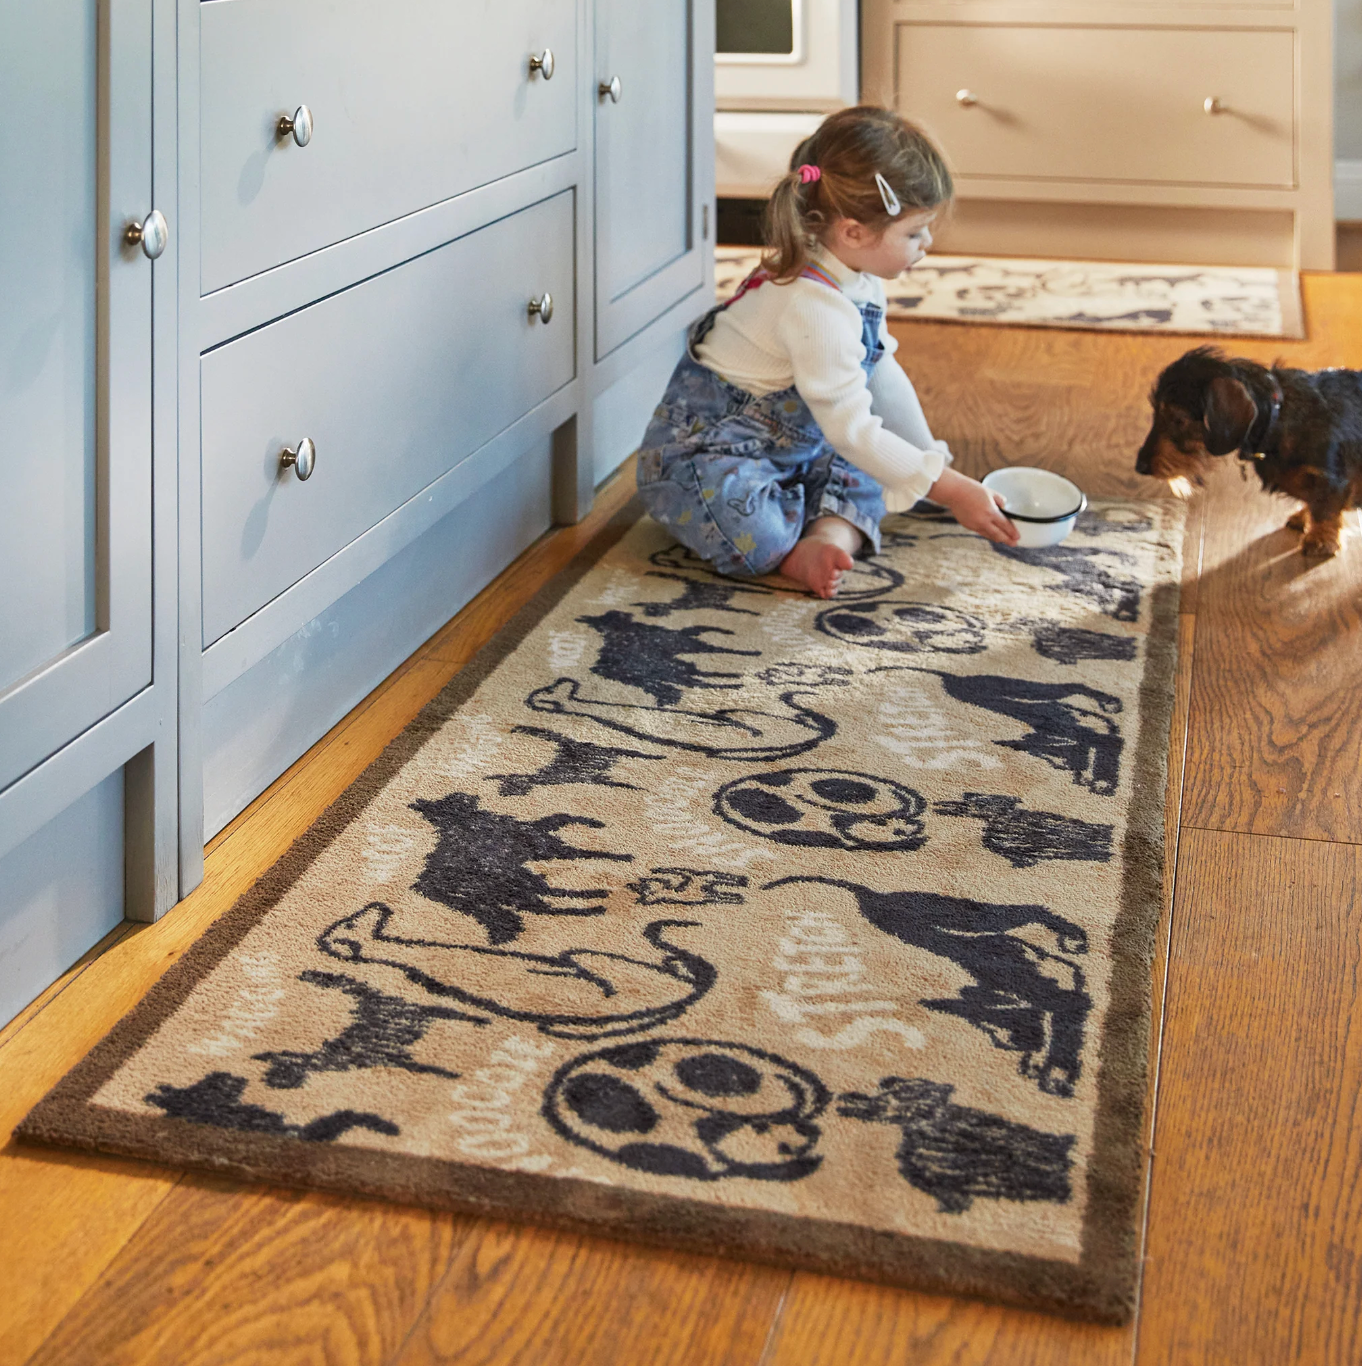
xmin=1136 ymin=347 xmax=1362 ymax=557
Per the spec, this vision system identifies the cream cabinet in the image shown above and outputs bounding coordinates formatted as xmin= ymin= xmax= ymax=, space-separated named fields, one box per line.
xmin=863 ymin=1 xmax=1335 ymax=268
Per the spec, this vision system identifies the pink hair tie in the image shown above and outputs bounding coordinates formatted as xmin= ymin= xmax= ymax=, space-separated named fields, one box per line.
xmin=797 ymin=164 xmax=821 ymax=184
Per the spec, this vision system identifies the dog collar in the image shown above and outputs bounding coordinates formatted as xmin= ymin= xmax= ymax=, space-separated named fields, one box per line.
xmin=1243 ymin=377 xmax=1283 ymax=460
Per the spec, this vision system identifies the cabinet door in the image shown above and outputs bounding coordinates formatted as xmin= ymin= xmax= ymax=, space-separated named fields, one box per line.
xmin=594 ymin=0 xmax=708 ymax=358
xmin=0 ymin=0 xmax=153 ymax=790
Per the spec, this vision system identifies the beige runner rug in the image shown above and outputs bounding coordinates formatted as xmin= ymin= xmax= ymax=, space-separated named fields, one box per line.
xmin=20 ymin=498 xmax=1183 ymax=1323
xmin=716 ymin=247 xmax=1305 ymax=340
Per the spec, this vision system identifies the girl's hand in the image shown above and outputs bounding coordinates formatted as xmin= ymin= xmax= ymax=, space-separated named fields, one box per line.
xmin=927 ymin=469 xmax=1021 ymax=546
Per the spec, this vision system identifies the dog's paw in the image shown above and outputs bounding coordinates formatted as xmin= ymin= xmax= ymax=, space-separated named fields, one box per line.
xmin=1286 ymin=508 xmax=1309 ymax=533
xmin=1301 ymin=532 xmax=1340 ymax=559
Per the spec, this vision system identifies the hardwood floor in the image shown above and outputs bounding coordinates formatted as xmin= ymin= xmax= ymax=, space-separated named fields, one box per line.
xmin=2 ymin=274 xmax=1361 ymax=1365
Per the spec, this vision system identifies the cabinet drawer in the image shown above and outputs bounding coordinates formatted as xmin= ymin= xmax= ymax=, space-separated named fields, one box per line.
xmin=200 ymin=0 xmax=576 ymax=294
xmin=201 ymin=192 xmax=574 ymax=646
xmin=895 ymin=25 xmax=1294 ymax=189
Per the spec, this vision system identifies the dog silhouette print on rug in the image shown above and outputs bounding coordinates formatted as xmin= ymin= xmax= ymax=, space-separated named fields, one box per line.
xmin=633 ymin=572 xmax=764 ymax=618
xmin=253 ymin=969 xmax=486 ymax=1089
xmin=837 ymin=1076 xmax=1075 ymax=1213
xmin=993 ymin=543 xmax=1143 ymax=622
xmin=317 ymin=903 xmax=716 ymax=1040
xmin=145 ymin=1071 xmax=399 ymax=1143
xmin=486 ymin=726 xmax=663 ymax=798
xmin=891 ymin=670 xmax=1124 ymax=796
xmin=934 ymin=793 xmax=1113 ymax=867
xmin=768 ymin=877 xmax=1090 ymax=1097
xmin=410 ymin=791 xmax=633 ymax=945
xmin=578 ymin=610 xmax=759 ymax=706
xmin=524 ymin=678 xmax=837 ymax=762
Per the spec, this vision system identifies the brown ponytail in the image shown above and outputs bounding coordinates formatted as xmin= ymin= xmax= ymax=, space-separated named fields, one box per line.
xmin=760 ymin=106 xmax=953 ymax=282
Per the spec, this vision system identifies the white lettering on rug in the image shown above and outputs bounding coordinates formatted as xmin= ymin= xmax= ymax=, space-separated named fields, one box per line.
xmin=448 ymin=1034 xmax=556 ymax=1171
xmin=761 ymin=910 xmax=926 ymax=1052
xmin=873 ymin=678 xmax=1002 ymax=772
xmin=436 ymin=712 xmax=505 ymax=784
xmin=643 ymin=765 xmax=774 ymax=871
xmin=360 ymin=822 xmax=421 ymax=885
xmin=187 ymin=951 xmax=286 ymax=1058
xmin=584 ymin=570 xmax=638 ymax=609
xmin=547 ymin=629 xmax=588 ymax=671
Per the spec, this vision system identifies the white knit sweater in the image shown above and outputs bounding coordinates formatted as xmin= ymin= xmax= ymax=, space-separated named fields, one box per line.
xmin=695 ymin=246 xmax=951 ymax=512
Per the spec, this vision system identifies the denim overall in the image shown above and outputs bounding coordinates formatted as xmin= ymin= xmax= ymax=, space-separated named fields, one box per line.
xmin=635 ymin=265 xmax=889 ymax=579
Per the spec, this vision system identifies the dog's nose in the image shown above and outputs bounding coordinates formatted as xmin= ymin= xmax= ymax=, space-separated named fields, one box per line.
xmin=1135 ymin=433 xmax=1156 ymax=476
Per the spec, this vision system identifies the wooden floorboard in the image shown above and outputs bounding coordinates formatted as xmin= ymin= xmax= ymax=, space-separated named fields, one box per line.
xmin=27 ymin=1178 xmax=465 ymax=1366
xmin=4 ymin=276 xmax=1361 ymax=1364
xmin=389 ymin=1222 xmax=788 ymax=1366
xmin=1183 ymin=466 xmax=1362 ymax=844
xmin=1136 ymin=828 xmax=1362 ymax=1366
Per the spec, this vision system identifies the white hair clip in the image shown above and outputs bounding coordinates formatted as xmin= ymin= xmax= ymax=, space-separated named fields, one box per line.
xmin=875 ymin=172 xmax=902 ymax=217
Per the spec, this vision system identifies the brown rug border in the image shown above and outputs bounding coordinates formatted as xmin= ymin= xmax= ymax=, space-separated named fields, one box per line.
xmin=17 ymin=497 xmax=1184 ymax=1325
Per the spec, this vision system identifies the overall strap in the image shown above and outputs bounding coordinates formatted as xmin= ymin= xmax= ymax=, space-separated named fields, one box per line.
xmin=798 ymin=261 xmax=842 ymax=291
xmin=724 ymin=260 xmax=841 ymax=307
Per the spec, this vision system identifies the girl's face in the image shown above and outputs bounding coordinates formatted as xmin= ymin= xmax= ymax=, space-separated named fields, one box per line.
xmin=826 ymin=209 xmax=937 ymax=279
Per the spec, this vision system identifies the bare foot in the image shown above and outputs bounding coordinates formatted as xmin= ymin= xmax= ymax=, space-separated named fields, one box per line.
xmin=779 ymin=537 xmax=856 ymax=598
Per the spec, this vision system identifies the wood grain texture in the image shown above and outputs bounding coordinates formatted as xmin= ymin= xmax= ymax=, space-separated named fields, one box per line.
xmin=392 ymin=1220 xmax=788 ymax=1366
xmin=27 ymin=1178 xmax=464 ymax=1366
xmin=761 ymin=1274 xmax=1129 ymax=1366
xmin=1136 ymin=828 xmax=1362 ymax=1366
xmin=0 ymin=1149 xmax=178 ymax=1366
xmin=1182 ymin=463 xmax=1362 ymax=843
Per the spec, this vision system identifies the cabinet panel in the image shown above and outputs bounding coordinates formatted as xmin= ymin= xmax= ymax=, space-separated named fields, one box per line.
xmin=594 ymin=0 xmax=706 ymax=357
xmin=0 ymin=0 xmax=153 ymax=789
xmin=200 ymin=0 xmax=577 ymax=294
xmin=201 ymin=191 xmax=575 ymax=645
xmin=895 ymin=25 xmax=1295 ymax=188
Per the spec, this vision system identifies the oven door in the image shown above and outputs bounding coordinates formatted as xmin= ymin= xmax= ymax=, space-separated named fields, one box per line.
xmin=715 ymin=0 xmax=857 ymax=111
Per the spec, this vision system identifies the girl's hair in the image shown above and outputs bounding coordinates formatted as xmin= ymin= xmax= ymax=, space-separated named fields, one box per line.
xmin=762 ymin=106 xmax=953 ymax=282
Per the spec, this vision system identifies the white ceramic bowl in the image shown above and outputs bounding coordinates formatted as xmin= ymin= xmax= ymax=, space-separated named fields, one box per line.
xmin=981 ymin=467 xmax=1087 ymax=548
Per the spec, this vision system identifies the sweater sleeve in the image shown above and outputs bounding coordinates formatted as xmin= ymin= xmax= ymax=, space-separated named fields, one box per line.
xmin=866 ymin=350 xmax=954 ymax=465
xmin=776 ymin=284 xmax=947 ymax=504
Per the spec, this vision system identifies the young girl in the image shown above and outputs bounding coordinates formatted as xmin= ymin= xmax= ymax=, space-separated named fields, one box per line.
xmin=636 ymin=106 xmax=1018 ymax=599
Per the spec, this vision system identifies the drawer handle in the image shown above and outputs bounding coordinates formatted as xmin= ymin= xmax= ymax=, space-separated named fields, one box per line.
xmin=529 ymin=48 xmax=555 ymax=81
xmin=277 ymin=105 xmax=314 ymax=147
xmin=124 ymin=209 xmax=168 ymax=259
xmin=955 ymin=89 xmax=979 ymax=108
xmin=599 ymin=75 xmax=622 ymax=104
xmin=280 ymin=437 xmax=316 ymax=480
xmin=528 ymin=293 xmax=554 ymax=325
xmin=1204 ymin=96 xmax=1225 ymax=116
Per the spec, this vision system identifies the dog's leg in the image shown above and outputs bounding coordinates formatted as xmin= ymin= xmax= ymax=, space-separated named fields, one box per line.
xmin=1302 ymin=504 xmax=1346 ymax=558
xmin=1286 ymin=506 xmax=1309 ymax=534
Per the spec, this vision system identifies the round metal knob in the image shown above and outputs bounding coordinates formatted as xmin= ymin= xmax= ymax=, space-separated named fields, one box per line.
xmin=529 ymin=48 xmax=555 ymax=80
xmin=955 ymin=89 xmax=979 ymax=107
xmin=280 ymin=437 xmax=316 ymax=480
xmin=528 ymin=293 xmax=554 ymax=325
xmin=124 ymin=209 xmax=168 ymax=259
xmin=277 ymin=105 xmax=313 ymax=146
xmin=599 ymin=76 xmax=622 ymax=103
xmin=1204 ymin=96 xmax=1224 ymax=115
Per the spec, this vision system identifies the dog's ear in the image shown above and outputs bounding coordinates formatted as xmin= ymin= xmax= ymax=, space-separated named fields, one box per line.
xmin=1202 ymin=377 xmax=1257 ymax=456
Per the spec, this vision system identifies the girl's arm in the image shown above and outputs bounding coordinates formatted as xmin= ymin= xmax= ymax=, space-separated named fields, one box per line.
xmin=866 ymin=349 xmax=952 ymax=466
xmin=781 ymin=290 xmax=1017 ymax=545
xmin=779 ymin=288 xmax=948 ymax=504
